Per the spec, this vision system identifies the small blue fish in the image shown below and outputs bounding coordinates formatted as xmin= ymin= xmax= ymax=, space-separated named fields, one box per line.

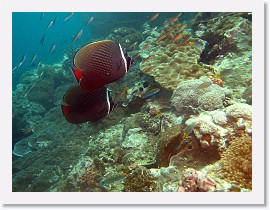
xmin=142 ymin=88 xmax=160 ymax=98
xmin=99 ymin=174 xmax=127 ymax=186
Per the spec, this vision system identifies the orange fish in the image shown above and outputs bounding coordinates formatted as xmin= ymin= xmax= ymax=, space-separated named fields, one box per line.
xmin=164 ymin=17 xmax=178 ymax=25
xmin=142 ymin=42 xmax=151 ymax=50
xmin=176 ymin=24 xmax=187 ymax=33
xmin=171 ymin=23 xmax=181 ymax=29
xmin=149 ymin=13 xmax=159 ymax=23
xmin=142 ymin=55 xmax=155 ymax=63
xmin=178 ymin=35 xmax=192 ymax=46
xmin=132 ymin=52 xmax=140 ymax=59
xmin=143 ymin=66 xmax=156 ymax=73
xmin=114 ymin=87 xmax=129 ymax=100
xmin=172 ymin=33 xmax=183 ymax=43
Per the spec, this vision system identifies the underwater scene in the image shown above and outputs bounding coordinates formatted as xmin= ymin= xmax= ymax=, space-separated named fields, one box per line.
xmin=12 ymin=12 xmax=252 ymax=192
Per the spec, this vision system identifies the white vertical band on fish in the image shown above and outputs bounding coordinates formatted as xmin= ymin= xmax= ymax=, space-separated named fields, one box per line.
xmin=118 ymin=44 xmax=127 ymax=72
xmin=106 ymin=88 xmax=110 ymax=115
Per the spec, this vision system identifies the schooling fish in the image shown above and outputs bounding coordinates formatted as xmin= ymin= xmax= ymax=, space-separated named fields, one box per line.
xmin=13 ymin=54 xmax=26 ymax=72
xmin=114 ymin=87 xmax=129 ymax=100
xmin=197 ymin=81 xmax=212 ymax=90
xmin=86 ymin=16 xmax=94 ymax=25
xmin=164 ymin=17 xmax=178 ymax=25
xmin=39 ymin=34 xmax=46 ymax=46
xmin=37 ymin=61 xmax=42 ymax=68
xmin=49 ymin=44 xmax=56 ymax=55
xmin=142 ymin=42 xmax=151 ymax=50
xmin=171 ymin=23 xmax=181 ymax=29
xmin=142 ymin=88 xmax=160 ymax=98
xmin=61 ymin=85 xmax=115 ymax=124
xmin=156 ymin=33 xmax=168 ymax=42
xmin=72 ymin=29 xmax=83 ymax=43
xmin=127 ymin=41 xmax=137 ymax=49
xmin=64 ymin=12 xmax=74 ymax=22
xmin=72 ymin=40 xmax=133 ymax=91
xmin=40 ymin=12 xmax=44 ymax=22
xmin=24 ymin=81 xmax=37 ymax=98
xmin=172 ymin=33 xmax=183 ymax=43
xmin=150 ymin=26 xmax=157 ymax=33
xmin=45 ymin=18 xmax=56 ymax=30
xmin=143 ymin=66 xmax=156 ymax=73
xmin=156 ymin=30 xmax=174 ymax=42
xmin=142 ymin=55 xmax=155 ymax=63
xmin=176 ymin=24 xmax=187 ymax=33
xmin=30 ymin=54 xmax=37 ymax=65
xmin=148 ymin=13 xmax=159 ymax=23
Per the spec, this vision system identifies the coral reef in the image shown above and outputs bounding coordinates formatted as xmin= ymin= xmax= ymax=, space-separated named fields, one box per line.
xmin=178 ymin=168 xmax=217 ymax=192
xmin=197 ymin=14 xmax=252 ymax=63
xmin=242 ymin=84 xmax=252 ymax=105
xmin=12 ymin=12 xmax=253 ymax=193
xmin=170 ymin=78 xmax=232 ymax=115
xmin=139 ymin=35 xmax=211 ymax=90
xmin=183 ymin=103 xmax=252 ymax=151
xmin=219 ymin=133 xmax=252 ymax=189
xmin=194 ymin=13 xmax=252 ymax=92
xmin=107 ymin=27 xmax=144 ymax=50
xmin=205 ymin=133 xmax=252 ymax=190
xmin=123 ymin=166 xmax=157 ymax=192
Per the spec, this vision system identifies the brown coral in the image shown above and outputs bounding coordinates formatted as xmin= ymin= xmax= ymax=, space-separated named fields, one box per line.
xmin=140 ymin=36 xmax=211 ymax=90
xmin=219 ymin=133 xmax=252 ymax=189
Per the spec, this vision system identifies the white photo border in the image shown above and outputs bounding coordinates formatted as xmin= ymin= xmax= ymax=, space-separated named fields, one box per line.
xmin=0 ymin=0 xmax=264 ymax=205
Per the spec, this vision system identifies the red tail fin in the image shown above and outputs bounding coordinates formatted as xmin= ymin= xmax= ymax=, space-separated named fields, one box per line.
xmin=72 ymin=68 xmax=83 ymax=83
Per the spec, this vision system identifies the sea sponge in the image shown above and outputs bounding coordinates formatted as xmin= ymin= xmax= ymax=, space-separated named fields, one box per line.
xmin=170 ymin=78 xmax=232 ymax=115
xmin=218 ymin=133 xmax=252 ymax=189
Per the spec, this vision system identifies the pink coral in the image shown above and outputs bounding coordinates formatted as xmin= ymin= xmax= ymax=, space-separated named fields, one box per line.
xmin=178 ymin=168 xmax=216 ymax=192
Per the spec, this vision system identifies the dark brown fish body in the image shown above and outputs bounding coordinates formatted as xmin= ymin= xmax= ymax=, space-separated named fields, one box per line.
xmin=61 ymin=85 xmax=115 ymax=124
xmin=72 ymin=40 xmax=133 ymax=91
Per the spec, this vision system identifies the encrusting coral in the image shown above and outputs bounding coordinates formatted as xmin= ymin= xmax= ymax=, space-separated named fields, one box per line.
xmin=139 ymin=23 xmax=212 ymax=90
xmin=170 ymin=78 xmax=232 ymax=115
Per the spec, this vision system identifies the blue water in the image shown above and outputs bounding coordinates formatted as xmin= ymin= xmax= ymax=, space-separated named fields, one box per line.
xmin=12 ymin=12 xmax=94 ymax=89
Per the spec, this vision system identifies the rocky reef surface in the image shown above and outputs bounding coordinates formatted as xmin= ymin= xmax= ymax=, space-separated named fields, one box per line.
xmin=12 ymin=13 xmax=252 ymax=192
